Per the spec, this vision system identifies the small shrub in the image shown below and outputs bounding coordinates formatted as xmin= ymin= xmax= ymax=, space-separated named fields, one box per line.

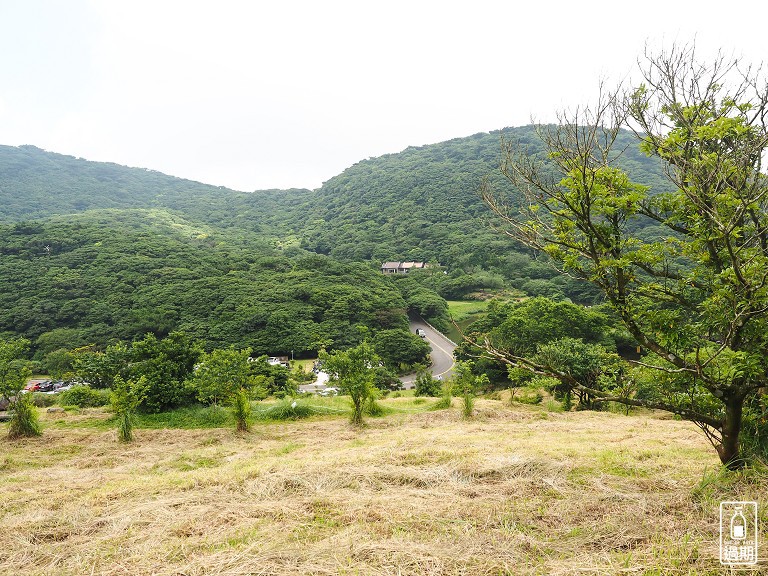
xmin=431 ymin=394 xmax=452 ymax=410
xmin=364 ymin=398 xmax=385 ymax=417
xmin=31 ymin=393 xmax=57 ymax=408
xmin=414 ymin=369 xmax=441 ymax=397
xmin=8 ymin=393 xmax=42 ymax=439
xmin=60 ymin=385 xmax=111 ymax=407
xmin=111 ymin=377 xmax=144 ymax=443
xmin=516 ymin=386 xmax=544 ymax=405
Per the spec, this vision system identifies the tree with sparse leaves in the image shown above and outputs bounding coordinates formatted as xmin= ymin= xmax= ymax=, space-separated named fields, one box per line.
xmin=111 ymin=376 xmax=145 ymax=442
xmin=192 ymin=347 xmax=259 ymax=432
xmin=320 ymin=342 xmax=380 ymax=427
xmin=481 ymin=45 xmax=768 ymax=468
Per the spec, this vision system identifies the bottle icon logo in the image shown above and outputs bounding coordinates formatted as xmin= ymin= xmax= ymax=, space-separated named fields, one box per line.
xmin=730 ymin=506 xmax=747 ymax=540
xmin=720 ymin=501 xmax=758 ymax=566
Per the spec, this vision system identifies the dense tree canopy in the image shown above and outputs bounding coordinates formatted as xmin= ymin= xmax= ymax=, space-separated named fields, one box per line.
xmin=0 ymin=211 xmax=415 ymax=360
xmin=0 ymin=126 xmax=672 ymax=306
xmin=457 ymin=297 xmax=627 ymax=386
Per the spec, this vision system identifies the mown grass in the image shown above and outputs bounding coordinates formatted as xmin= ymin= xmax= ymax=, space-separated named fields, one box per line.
xmin=446 ymin=299 xmax=491 ymax=322
xmin=1 ymin=398 xmax=765 ymax=575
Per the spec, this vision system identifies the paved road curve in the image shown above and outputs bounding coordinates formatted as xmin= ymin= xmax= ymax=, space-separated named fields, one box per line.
xmin=400 ymin=317 xmax=457 ymax=389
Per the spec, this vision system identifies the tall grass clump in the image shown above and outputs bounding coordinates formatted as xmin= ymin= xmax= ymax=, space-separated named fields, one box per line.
xmin=110 ymin=376 xmax=144 ymax=443
xmin=232 ymin=388 xmax=251 ymax=432
xmin=363 ymin=397 xmax=386 ymax=416
xmin=431 ymin=389 xmax=452 ymax=410
xmin=8 ymin=392 xmax=41 ymax=439
xmin=451 ymin=361 xmax=488 ymax=419
xmin=462 ymin=389 xmax=474 ymax=418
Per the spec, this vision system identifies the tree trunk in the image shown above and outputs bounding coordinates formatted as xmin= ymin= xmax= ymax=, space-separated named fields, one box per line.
xmin=718 ymin=397 xmax=745 ymax=470
xmin=351 ymin=396 xmax=364 ymax=427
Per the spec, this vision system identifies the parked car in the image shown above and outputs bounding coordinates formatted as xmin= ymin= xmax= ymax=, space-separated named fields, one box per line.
xmin=37 ymin=381 xmax=56 ymax=393
xmin=319 ymin=387 xmax=339 ymax=396
xmin=45 ymin=381 xmax=72 ymax=394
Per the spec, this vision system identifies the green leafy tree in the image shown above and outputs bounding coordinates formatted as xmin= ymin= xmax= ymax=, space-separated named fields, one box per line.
xmin=373 ymin=328 xmax=430 ymax=369
xmin=192 ymin=347 xmax=258 ymax=432
xmin=193 ymin=348 xmax=254 ymax=405
xmin=0 ymin=338 xmax=40 ymax=438
xmin=249 ymin=356 xmax=294 ymax=398
xmin=320 ymin=342 xmax=380 ymax=427
xmin=482 ymin=45 xmax=768 ymax=468
xmin=534 ymin=338 xmax=620 ymax=409
xmin=0 ymin=338 xmax=31 ymax=401
xmin=72 ymin=342 xmax=131 ymax=389
xmin=414 ymin=366 xmax=442 ymax=397
xmin=43 ymin=348 xmax=76 ymax=381
xmin=130 ymin=332 xmax=202 ymax=412
xmin=457 ymin=297 xmax=624 ymax=388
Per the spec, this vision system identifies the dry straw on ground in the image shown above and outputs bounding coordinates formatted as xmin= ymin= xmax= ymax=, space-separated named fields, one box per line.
xmin=1 ymin=400 xmax=765 ymax=575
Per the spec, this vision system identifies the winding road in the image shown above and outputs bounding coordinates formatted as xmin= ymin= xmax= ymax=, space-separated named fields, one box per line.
xmin=298 ymin=318 xmax=457 ymax=392
xmin=400 ymin=317 xmax=457 ymax=389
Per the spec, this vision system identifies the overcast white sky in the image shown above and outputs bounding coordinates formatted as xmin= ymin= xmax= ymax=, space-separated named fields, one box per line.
xmin=1 ymin=0 xmax=766 ymax=191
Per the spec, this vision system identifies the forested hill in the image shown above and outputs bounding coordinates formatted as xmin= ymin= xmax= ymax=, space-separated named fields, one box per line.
xmin=297 ymin=126 xmax=671 ymax=270
xmin=0 ymin=127 xmax=674 ymax=358
xmin=0 ymin=144 xmax=311 ymax=230
xmin=0 ymin=209 xmax=410 ymax=357
xmin=0 ymin=129 xmax=670 ymax=268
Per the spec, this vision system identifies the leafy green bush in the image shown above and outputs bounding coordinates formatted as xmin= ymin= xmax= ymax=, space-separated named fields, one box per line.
xmin=31 ymin=392 xmax=57 ymax=407
xmin=59 ymin=385 xmax=111 ymax=408
xmin=515 ymin=386 xmax=544 ymax=405
xmin=8 ymin=392 xmax=41 ymax=438
xmin=414 ymin=368 xmax=441 ymax=397
xmin=432 ymin=393 xmax=452 ymax=410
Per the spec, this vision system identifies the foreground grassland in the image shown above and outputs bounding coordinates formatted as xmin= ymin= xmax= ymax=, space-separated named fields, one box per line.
xmin=1 ymin=399 xmax=766 ymax=575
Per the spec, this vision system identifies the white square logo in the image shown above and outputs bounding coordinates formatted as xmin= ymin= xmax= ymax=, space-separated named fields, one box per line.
xmin=720 ymin=501 xmax=759 ymax=566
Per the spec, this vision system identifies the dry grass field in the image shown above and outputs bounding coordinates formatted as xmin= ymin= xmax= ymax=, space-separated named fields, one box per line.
xmin=1 ymin=398 xmax=766 ymax=575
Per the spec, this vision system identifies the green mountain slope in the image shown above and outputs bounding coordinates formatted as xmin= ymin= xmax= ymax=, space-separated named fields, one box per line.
xmin=299 ymin=127 xmax=670 ymax=267
xmin=0 ymin=144 xmax=311 ymax=236
xmin=0 ymin=127 xmax=674 ymax=354
xmin=0 ymin=210 xmax=408 ymax=357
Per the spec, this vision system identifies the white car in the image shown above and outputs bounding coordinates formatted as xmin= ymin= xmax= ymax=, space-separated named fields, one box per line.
xmin=318 ymin=387 xmax=339 ymax=396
